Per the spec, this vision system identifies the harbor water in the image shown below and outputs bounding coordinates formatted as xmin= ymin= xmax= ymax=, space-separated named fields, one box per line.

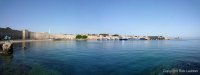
xmin=0 ymin=40 xmax=200 ymax=75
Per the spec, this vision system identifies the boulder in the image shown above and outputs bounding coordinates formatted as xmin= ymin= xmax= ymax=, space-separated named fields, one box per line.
xmin=1 ymin=42 xmax=13 ymax=54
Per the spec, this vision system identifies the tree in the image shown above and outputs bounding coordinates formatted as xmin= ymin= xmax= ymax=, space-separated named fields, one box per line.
xmin=76 ymin=35 xmax=88 ymax=39
xmin=82 ymin=35 xmax=88 ymax=39
xmin=76 ymin=35 xmax=82 ymax=39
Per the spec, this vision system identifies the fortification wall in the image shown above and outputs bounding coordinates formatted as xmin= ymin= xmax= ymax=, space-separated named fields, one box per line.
xmin=0 ymin=27 xmax=76 ymax=40
xmin=50 ymin=34 xmax=75 ymax=40
xmin=29 ymin=32 xmax=49 ymax=40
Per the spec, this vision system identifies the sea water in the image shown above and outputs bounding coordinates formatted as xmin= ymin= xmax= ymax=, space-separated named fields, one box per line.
xmin=0 ymin=40 xmax=200 ymax=75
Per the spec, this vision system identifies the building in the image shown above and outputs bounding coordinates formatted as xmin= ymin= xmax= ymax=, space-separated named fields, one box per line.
xmin=148 ymin=36 xmax=165 ymax=40
xmin=87 ymin=34 xmax=99 ymax=40
xmin=22 ymin=29 xmax=29 ymax=40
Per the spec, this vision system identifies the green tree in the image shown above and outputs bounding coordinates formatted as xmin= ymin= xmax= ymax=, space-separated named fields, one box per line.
xmin=82 ymin=35 xmax=88 ymax=39
xmin=76 ymin=35 xmax=82 ymax=39
xmin=76 ymin=35 xmax=88 ymax=39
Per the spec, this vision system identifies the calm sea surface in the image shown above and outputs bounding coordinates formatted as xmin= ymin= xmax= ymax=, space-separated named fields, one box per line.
xmin=0 ymin=40 xmax=200 ymax=75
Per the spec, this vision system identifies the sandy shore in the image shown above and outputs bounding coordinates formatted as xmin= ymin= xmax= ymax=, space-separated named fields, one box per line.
xmin=0 ymin=40 xmax=51 ymax=44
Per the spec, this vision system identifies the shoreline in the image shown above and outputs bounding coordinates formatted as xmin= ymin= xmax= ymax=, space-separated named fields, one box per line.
xmin=0 ymin=40 xmax=51 ymax=44
xmin=0 ymin=39 xmax=180 ymax=44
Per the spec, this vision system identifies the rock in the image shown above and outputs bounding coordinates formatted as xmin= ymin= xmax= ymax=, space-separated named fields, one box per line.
xmin=0 ymin=44 xmax=2 ymax=50
xmin=3 ymin=42 xmax=11 ymax=51
xmin=1 ymin=42 xmax=13 ymax=54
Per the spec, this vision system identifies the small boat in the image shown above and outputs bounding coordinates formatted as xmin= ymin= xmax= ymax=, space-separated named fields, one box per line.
xmin=119 ymin=37 xmax=128 ymax=40
xmin=119 ymin=39 xmax=128 ymax=40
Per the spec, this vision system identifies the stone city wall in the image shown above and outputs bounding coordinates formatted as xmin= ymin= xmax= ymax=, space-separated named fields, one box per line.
xmin=0 ymin=27 xmax=51 ymax=40
xmin=29 ymin=32 xmax=49 ymax=40
xmin=50 ymin=34 xmax=76 ymax=40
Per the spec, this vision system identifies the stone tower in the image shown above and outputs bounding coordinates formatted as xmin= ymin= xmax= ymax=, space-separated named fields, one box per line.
xmin=22 ymin=29 xmax=29 ymax=40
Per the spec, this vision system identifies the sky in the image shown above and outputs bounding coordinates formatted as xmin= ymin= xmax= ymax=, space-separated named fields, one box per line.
xmin=0 ymin=0 xmax=200 ymax=38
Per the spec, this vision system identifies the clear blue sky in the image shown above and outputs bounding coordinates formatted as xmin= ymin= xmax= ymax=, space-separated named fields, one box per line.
xmin=0 ymin=0 xmax=200 ymax=38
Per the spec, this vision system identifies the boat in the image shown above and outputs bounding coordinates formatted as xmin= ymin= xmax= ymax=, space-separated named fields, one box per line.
xmin=119 ymin=36 xmax=128 ymax=40
xmin=119 ymin=38 xmax=128 ymax=40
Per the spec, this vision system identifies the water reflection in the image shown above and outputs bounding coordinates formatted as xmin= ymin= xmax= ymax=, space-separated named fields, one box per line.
xmin=22 ymin=40 xmax=26 ymax=49
xmin=0 ymin=54 xmax=13 ymax=64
